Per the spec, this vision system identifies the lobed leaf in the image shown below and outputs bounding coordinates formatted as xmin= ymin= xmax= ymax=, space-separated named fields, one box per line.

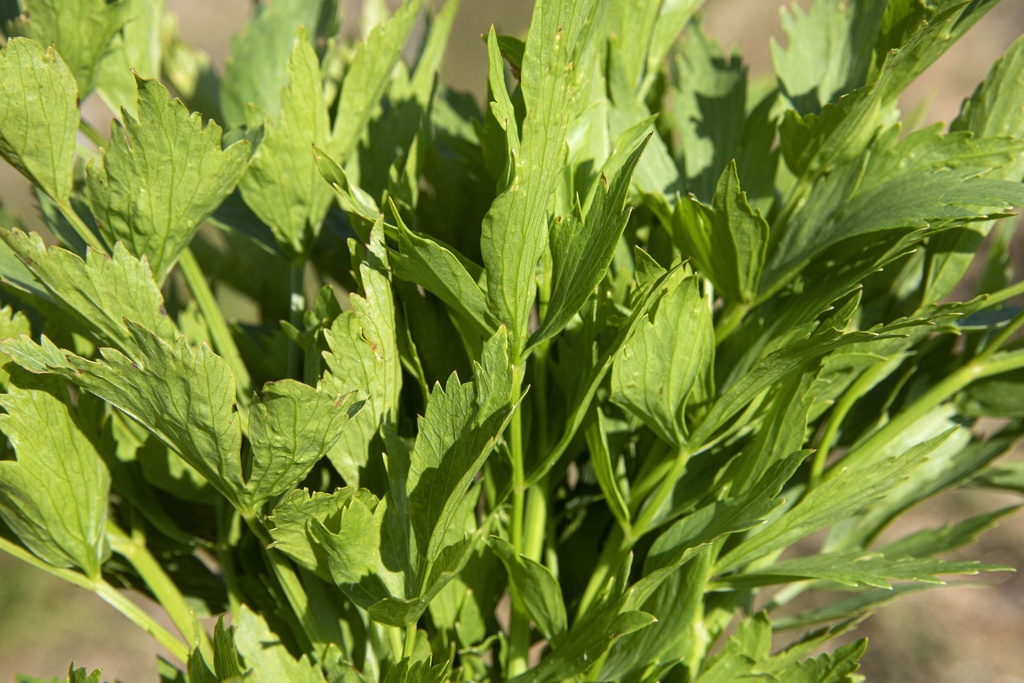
xmin=0 ymin=324 xmax=245 ymax=507
xmin=86 ymin=76 xmax=250 ymax=284
xmin=489 ymin=536 xmax=567 ymax=640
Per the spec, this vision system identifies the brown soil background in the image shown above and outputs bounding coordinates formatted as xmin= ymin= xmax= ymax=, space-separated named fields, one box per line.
xmin=2 ymin=1 xmax=1024 ymax=680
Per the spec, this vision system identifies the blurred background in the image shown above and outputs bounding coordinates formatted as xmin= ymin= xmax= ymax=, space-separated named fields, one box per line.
xmin=2 ymin=0 xmax=1024 ymax=680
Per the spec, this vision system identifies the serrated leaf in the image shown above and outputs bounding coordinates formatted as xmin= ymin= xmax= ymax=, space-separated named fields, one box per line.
xmin=0 ymin=229 xmax=177 ymax=359
xmin=13 ymin=0 xmax=128 ymax=98
xmin=234 ymin=605 xmax=326 ymax=683
xmin=531 ymin=135 xmax=649 ymax=348
xmin=481 ymin=0 xmax=599 ymax=352
xmin=771 ymin=0 xmax=885 ymax=109
xmin=953 ymin=33 xmax=1024 ymax=146
xmin=488 ymin=536 xmax=566 ymax=639
xmin=0 ymin=38 xmax=79 ymax=204
xmin=612 ymin=273 xmax=713 ymax=446
xmin=672 ymin=161 xmax=769 ymax=304
xmin=0 ymin=304 xmax=32 ymax=389
xmin=407 ymin=327 xmax=514 ymax=561
xmin=321 ymin=220 xmax=401 ymax=485
xmin=0 ymin=371 xmax=110 ymax=578
xmin=0 ymin=324 xmax=245 ymax=507
xmin=238 ymin=27 xmax=339 ymax=259
xmin=332 ymin=0 xmax=422 ymax=164
xmin=388 ymin=210 xmax=496 ymax=338
xmin=716 ymin=431 xmax=952 ymax=573
xmin=86 ymin=76 xmax=250 ymax=284
xmin=243 ymin=380 xmax=360 ymax=512
xmin=221 ymin=0 xmax=336 ymax=128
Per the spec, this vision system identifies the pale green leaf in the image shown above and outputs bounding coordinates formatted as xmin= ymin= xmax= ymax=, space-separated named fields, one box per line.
xmin=611 ymin=273 xmax=713 ymax=446
xmin=243 ymin=380 xmax=360 ymax=512
xmin=771 ymin=0 xmax=885 ymax=109
xmin=234 ymin=605 xmax=326 ymax=683
xmin=332 ymin=0 xmax=422 ymax=164
xmin=221 ymin=0 xmax=336 ymax=128
xmin=0 ymin=38 xmax=79 ymax=203
xmin=531 ymin=135 xmax=649 ymax=348
xmin=13 ymin=0 xmax=128 ymax=97
xmin=407 ymin=327 xmax=514 ymax=561
xmin=953 ymin=33 xmax=1024 ymax=144
xmin=481 ymin=0 xmax=599 ymax=352
xmin=238 ymin=28 xmax=338 ymax=259
xmin=720 ymin=550 xmax=1009 ymax=589
xmin=388 ymin=212 xmax=496 ymax=339
xmin=672 ymin=161 xmax=769 ymax=304
xmin=0 ymin=324 xmax=245 ymax=507
xmin=314 ymin=146 xmax=381 ymax=224
xmin=585 ymin=410 xmax=630 ymax=530
xmin=95 ymin=0 xmax=164 ymax=117
xmin=716 ymin=431 xmax=952 ymax=573
xmin=0 ymin=304 xmax=32 ymax=389
xmin=0 ymin=230 xmax=177 ymax=356
xmin=321 ymin=220 xmax=401 ymax=486
xmin=0 ymin=371 xmax=110 ymax=578
xmin=488 ymin=536 xmax=567 ymax=639
xmin=86 ymin=76 xmax=250 ymax=284
xmin=268 ymin=487 xmax=366 ymax=580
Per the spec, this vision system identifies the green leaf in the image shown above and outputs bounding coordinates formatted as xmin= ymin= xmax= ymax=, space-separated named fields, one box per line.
xmin=220 ymin=0 xmax=336 ymax=128
xmin=771 ymin=0 xmax=885 ymax=109
xmin=718 ymin=549 xmax=1009 ymax=589
xmin=0 ymin=304 xmax=32 ymax=389
xmin=480 ymin=0 xmax=599 ymax=352
xmin=0 ymin=230 xmax=177 ymax=359
xmin=0 ymin=324 xmax=245 ymax=507
xmin=332 ymin=0 xmax=422 ymax=164
xmin=530 ymin=135 xmax=649 ymax=348
xmin=0 ymin=370 xmax=110 ymax=578
xmin=13 ymin=0 xmax=129 ymax=97
xmin=672 ymin=161 xmax=769 ymax=304
xmin=488 ymin=536 xmax=567 ymax=639
xmin=611 ymin=272 xmax=713 ymax=446
xmin=406 ymin=327 xmax=514 ymax=562
xmin=388 ymin=211 xmax=496 ymax=339
xmin=86 ymin=76 xmax=250 ymax=284
xmin=234 ymin=605 xmax=326 ymax=683
xmin=238 ymin=27 xmax=339 ymax=259
xmin=768 ymin=127 xmax=1024 ymax=295
xmin=585 ymin=410 xmax=631 ymax=530
xmin=0 ymin=38 xmax=79 ymax=204
xmin=716 ymin=431 xmax=952 ymax=573
xmin=94 ymin=0 xmax=164 ymax=118
xmin=243 ymin=380 xmax=360 ymax=512
xmin=321 ymin=220 xmax=402 ymax=486
xmin=269 ymin=487 xmax=365 ymax=579
xmin=953 ymin=33 xmax=1024 ymax=147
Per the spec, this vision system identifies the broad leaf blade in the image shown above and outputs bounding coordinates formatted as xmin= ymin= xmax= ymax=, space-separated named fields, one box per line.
xmin=238 ymin=28 xmax=338 ymax=259
xmin=1 ymin=325 xmax=245 ymax=507
xmin=86 ymin=76 xmax=250 ymax=284
xmin=0 ymin=230 xmax=177 ymax=357
xmin=0 ymin=371 xmax=110 ymax=578
xmin=488 ymin=536 xmax=567 ymax=640
xmin=244 ymin=380 xmax=360 ymax=512
xmin=0 ymin=38 xmax=79 ymax=204
xmin=13 ymin=0 xmax=128 ymax=97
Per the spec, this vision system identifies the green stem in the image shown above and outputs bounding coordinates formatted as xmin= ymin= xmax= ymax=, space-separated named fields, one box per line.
xmin=575 ymin=524 xmax=625 ymax=621
xmin=981 ymin=308 xmax=1024 ymax=359
xmin=107 ymin=521 xmax=214 ymax=663
xmin=78 ymin=119 xmax=107 ymax=148
xmin=178 ymin=248 xmax=252 ymax=412
xmin=982 ymin=279 xmax=1024 ymax=308
xmin=507 ymin=368 xmax=530 ymax=678
xmin=0 ymin=536 xmax=190 ymax=663
xmin=287 ymin=261 xmax=305 ymax=380
xmin=216 ymin=501 xmax=244 ymax=619
xmin=630 ymin=443 xmax=691 ymax=542
xmin=714 ymin=301 xmax=752 ymax=345
xmin=56 ymin=200 xmax=106 ymax=253
xmin=809 ymin=360 xmax=891 ymax=489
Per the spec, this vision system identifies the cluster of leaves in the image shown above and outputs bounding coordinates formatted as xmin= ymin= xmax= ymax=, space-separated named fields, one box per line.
xmin=1 ymin=0 xmax=1024 ymax=681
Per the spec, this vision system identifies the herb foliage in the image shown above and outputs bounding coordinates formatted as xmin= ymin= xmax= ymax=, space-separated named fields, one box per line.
xmin=1 ymin=0 xmax=1024 ymax=681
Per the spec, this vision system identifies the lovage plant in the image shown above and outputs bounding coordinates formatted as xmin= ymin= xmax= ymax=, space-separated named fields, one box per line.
xmin=2 ymin=0 xmax=1024 ymax=680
